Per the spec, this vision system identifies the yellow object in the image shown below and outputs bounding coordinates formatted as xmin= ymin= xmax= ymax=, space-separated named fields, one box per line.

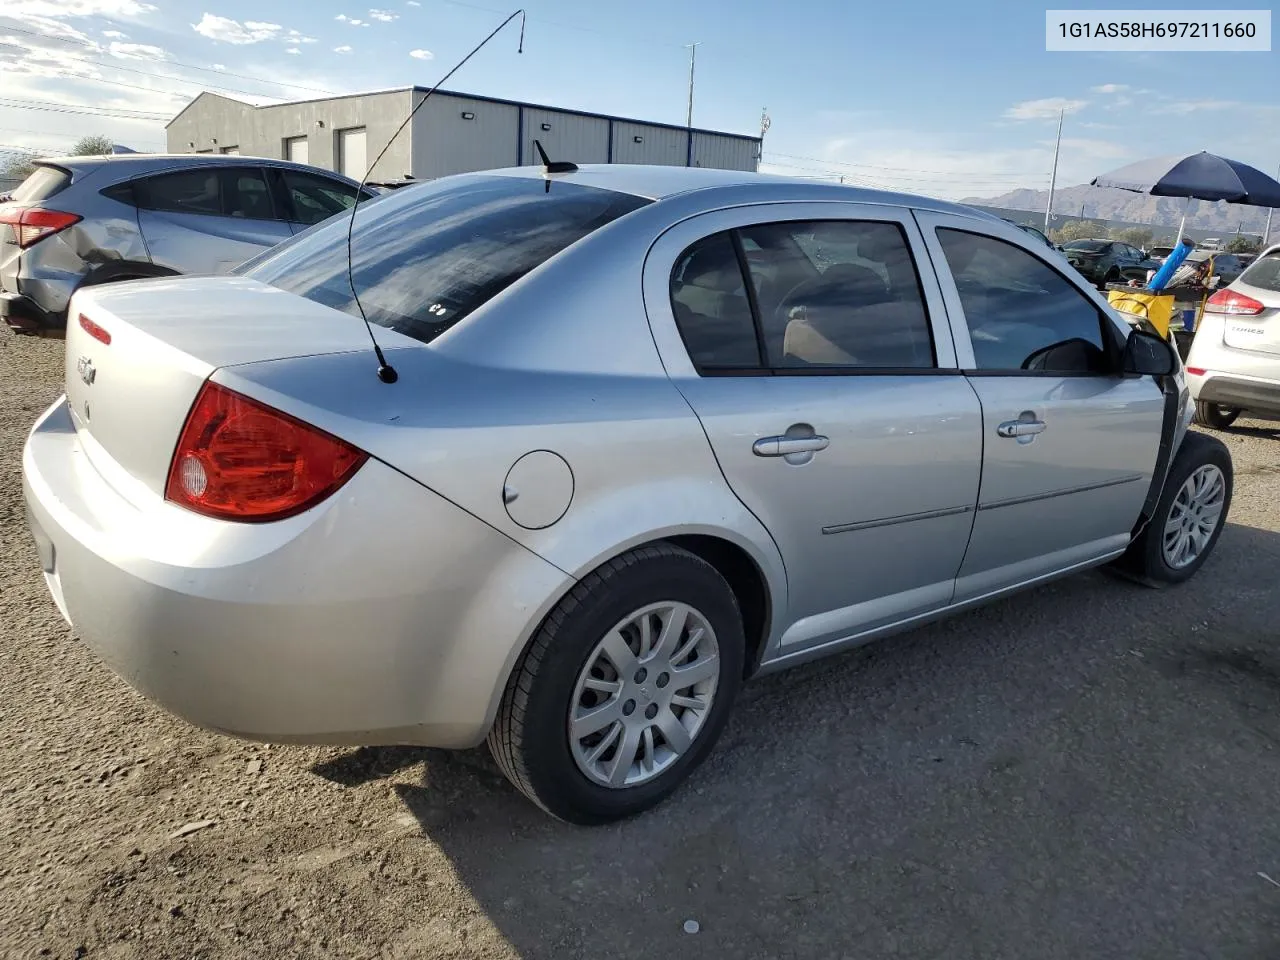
xmin=1106 ymin=289 xmax=1176 ymax=337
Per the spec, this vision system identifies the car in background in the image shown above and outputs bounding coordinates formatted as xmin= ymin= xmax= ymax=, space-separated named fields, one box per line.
xmin=1 ymin=154 xmax=375 ymax=336
xmin=23 ymin=164 xmax=1230 ymax=824
xmin=1185 ymin=242 xmax=1280 ymax=428
xmin=1061 ymin=238 xmax=1158 ymax=288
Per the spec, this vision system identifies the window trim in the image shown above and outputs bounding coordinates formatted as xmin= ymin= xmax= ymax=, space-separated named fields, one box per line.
xmin=668 ymin=216 xmax=945 ymax=378
xmin=129 ymin=166 xmax=229 ymax=219
xmin=920 ymin=217 xmax=1128 ymax=379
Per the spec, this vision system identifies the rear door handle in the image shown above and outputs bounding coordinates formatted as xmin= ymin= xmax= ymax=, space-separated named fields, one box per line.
xmin=996 ymin=419 xmax=1047 ymax=439
xmin=752 ymin=435 xmax=830 ymax=457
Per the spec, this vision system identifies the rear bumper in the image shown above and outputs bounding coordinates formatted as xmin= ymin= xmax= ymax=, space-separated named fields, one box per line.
xmin=22 ymin=397 xmax=572 ymax=748
xmin=1184 ymin=316 xmax=1280 ymax=416
xmin=1192 ymin=373 xmax=1280 ymax=415
xmin=0 ymin=290 xmax=61 ymax=336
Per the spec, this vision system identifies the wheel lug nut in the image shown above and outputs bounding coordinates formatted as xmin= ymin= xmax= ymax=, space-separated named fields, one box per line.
xmin=622 ymin=700 xmax=636 ymax=716
xmin=634 ymin=668 xmax=647 ymax=683
xmin=645 ymin=703 xmax=659 ymax=720
xmin=656 ymin=672 xmax=670 ymax=688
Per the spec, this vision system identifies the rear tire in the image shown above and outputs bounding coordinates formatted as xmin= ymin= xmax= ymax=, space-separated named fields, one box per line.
xmin=1113 ymin=431 xmax=1232 ymax=587
xmin=1194 ymin=401 xmax=1241 ymax=429
xmin=488 ymin=543 xmax=744 ymax=825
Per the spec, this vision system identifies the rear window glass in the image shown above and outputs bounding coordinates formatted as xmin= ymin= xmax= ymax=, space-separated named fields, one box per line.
xmin=1239 ymin=253 xmax=1280 ymax=294
xmin=13 ymin=165 xmax=71 ymax=203
xmin=1063 ymin=240 xmax=1109 ymax=252
xmin=240 ymin=175 xmax=651 ymax=344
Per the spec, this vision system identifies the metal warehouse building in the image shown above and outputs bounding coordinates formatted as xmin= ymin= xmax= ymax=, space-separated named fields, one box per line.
xmin=166 ymin=88 xmax=761 ymax=182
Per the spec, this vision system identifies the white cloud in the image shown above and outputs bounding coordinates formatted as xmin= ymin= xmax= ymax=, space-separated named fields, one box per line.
xmin=370 ymin=9 xmax=397 ymax=21
xmin=284 ymin=29 xmax=317 ymax=44
xmin=408 ymin=48 xmax=432 ymax=59
xmin=335 ymin=13 xmax=348 ymax=20
xmin=211 ymin=62 xmax=225 ymax=70
xmin=334 ymin=44 xmax=352 ymax=53
xmin=1153 ymin=98 xmax=1241 ymax=115
xmin=285 ymin=47 xmax=300 ymax=54
xmin=1090 ymin=83 xmax=1129 ymax=94
xmin=1004 ymin=97 xmax=1089 ymax=121
xmin=102 ymin=29 xmax=128 ymax=38
xmin=191 ymin=13 xmax=281 ymax=44
xmin=6 ymin=0 xmax=155 ymax=16
xmin=108 ymin=41 xmax=169 ymax=60
xmin=407 ymin=1 xmax=420 ymax=5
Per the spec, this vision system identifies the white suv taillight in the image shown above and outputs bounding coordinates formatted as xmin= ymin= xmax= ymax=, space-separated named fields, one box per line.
xmin=1204 ymin=288 xmax=1265 ymax=316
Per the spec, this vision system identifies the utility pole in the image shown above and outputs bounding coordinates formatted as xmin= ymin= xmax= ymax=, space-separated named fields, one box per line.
xmin=685 ymin=42 xmax=699 ymax=129
xmin=1265 ymin=162 xmax=1279 ymax=246
xmin=1044 ymin=108 xmax=1064 ymax=234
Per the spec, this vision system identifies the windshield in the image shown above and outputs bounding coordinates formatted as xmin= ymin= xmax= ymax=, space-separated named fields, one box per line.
xmin=240 ymin=174 xmax=651 ymax=344
xmin=1239 ymin=253 xmax=1280 ymax=294
xmin=1063 ymin=240 xmax=1109 ymax=253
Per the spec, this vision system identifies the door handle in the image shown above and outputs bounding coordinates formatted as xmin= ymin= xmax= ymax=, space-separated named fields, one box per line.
xmin=752 ymin=435 xmax=830 ymax=457
xmin=996 ymin=419 xmax=1047 ymax=439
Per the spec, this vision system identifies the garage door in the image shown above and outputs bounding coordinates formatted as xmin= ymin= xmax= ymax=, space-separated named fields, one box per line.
xmin=285 ymin=136 xmax=309 ymax=165
xmin=337 ymin=127 xmax=367 ymax=180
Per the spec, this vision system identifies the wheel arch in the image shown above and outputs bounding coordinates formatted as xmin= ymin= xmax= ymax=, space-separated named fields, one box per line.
xmin=76 ymin=260 xmax=180 ymax=292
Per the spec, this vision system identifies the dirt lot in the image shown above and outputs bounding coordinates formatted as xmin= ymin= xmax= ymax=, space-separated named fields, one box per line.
xmin=2 ymin=331 xmax=1279 ymax=960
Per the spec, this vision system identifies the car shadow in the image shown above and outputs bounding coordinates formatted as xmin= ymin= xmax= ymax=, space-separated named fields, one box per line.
xmin=313 ymin=521 xmax=1280 ymax=960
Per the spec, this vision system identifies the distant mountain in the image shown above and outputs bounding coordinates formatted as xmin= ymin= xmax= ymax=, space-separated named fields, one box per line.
xmin=961 ymin=183 xmax=1272 ymax=234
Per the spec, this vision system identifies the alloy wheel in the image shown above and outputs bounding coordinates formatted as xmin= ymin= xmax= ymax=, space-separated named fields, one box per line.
xmin=1162 ymin=464 xmax=1227 ymax=569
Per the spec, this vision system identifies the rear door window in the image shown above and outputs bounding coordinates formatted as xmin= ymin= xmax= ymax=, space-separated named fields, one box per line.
xmin=135 ymin=169 xmax=224 ymax=216
xmin=222 ymin=168 xmax=276 ymax=221
xmin=278 ymin=170 xmax=368 ymax=226
xmin=241 ymin=174 xmax=651 ymax=343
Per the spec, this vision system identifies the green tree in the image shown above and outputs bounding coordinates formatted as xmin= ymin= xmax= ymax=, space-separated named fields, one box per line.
xmin=1 ymin=151 xmax=37 ymax=182
xmin=1050 ymin=219 xmax=1107 ymax=244
xmin=1227 ymin=235 xmax=1261 ymax=254
xmin=70 ymin=134 xmax=116 ymax=156
xmin=1111 ymin=226 xmax=1154 ymax=248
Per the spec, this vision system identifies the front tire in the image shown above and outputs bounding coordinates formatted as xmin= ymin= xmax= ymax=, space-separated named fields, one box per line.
xmin=1194 ymin=401 xmax=1241 ymax=429
xmin=1113 ymin=431 xmax=1232 ymax=586
xmin=488 ymin=543 xmax=744 ymax=824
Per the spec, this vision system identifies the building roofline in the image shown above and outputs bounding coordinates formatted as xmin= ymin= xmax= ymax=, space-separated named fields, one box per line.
xmin=165 ymin=86 xmax=762 ymax=144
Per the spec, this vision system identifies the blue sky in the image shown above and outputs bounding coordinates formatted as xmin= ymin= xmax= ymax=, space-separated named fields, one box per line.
xmin=1 ymin=0 xmax=1276 ymax=199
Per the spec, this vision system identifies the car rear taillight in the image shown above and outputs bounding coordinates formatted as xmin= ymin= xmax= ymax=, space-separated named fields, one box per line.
xmin=0 ymin=206 xmax=82 ymax=249
xmin=165 ymin=382 xmax=368 ymax=523
xmin=1204 ymin=288 xmax=1264 ymax=316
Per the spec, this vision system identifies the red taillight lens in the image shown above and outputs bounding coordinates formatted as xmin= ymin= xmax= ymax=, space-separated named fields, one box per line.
xmin=165 ymin=382 xmax=368 ymax=523
xmin=1185 ymin=367 xmax=1206 ymax=376
xmin=78 ymin=314 xmax=111 ymax=345
xmin=1204 ymin=288 xmax=1264 ymax=316
xmin=0 ymin=206 xmax=82 ymax=249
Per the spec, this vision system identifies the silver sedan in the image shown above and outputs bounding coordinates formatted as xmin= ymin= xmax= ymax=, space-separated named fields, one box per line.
xmin=23 ymin=165 xmax=1233 ymax=823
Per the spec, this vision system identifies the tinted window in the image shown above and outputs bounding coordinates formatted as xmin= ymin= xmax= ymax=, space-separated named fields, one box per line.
xmin=13 ymin=165 xmax=71 ymax=203
xmin=1239 ymin=252 xmax=1280 ymax=293
xmin=669 ymin=232 xmax=761 ymax=370
xmin=281 ymin=170 xmax=362 ymax=226
xmin=136 ymin=169 xmax=223 ymax=216
xmin=936 ymin=228 xmax=1111 ymax=374
xmin=242 ymin=175 xmax=650 ymax=344
xmin=223 ymin=169 xmax=275 ymax=220
xmin=1063 ymin=240 xmax=1109 ymax=253
xmin=740 ymin=220 xmax=934 ymax=368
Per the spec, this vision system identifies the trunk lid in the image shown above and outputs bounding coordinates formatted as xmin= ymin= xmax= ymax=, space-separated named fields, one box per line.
xmin=1219 ymin=257 xmax=1280 ymax=357
xmin=64 ymin=275 xmax=419 ymax=497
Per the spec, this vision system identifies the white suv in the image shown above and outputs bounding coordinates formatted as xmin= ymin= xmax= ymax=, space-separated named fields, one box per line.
xmin=1186 ymin=242 xmax=1280 ymax=427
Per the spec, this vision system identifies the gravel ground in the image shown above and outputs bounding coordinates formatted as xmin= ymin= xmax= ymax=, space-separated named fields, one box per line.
xmin=2 ymin=331 xmax=1279 ymax=960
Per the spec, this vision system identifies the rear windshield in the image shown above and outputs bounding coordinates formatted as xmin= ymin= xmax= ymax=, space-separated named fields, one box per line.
xmin=1239 ymin=253 xmax=1280 ymax=294
xmin=1063 ymin=240 xmax=1109 ymax=252
xmin=13 ymin=165 xmax=71 ymax=203
xmin=240 ymin=174 xmax=651 ymax=344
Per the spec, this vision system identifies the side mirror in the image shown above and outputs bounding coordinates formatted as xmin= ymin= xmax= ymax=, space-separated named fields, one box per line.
xmin=1123 ymin=328 xmax=1177 ymax=376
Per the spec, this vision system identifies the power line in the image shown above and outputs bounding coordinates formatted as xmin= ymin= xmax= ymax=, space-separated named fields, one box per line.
xmin=0 ymin=126 xmax=165 ymax=148
xmin=0 ymin=98 xmax=171 ymax=121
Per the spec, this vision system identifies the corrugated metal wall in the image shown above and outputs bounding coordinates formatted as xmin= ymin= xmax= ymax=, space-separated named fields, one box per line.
xmin=612 ymin=122 xmax=687 ymax=166
xmin=413 ymin=94 xmax=521 ymax=178
xmin=520 ymin=108 xmax=610 ymax=166
xmin=691 ymin=132 xmax=759 ymax=172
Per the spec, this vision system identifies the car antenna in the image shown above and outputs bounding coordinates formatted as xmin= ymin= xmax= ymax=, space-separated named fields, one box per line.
xmin=533 ymin=139 xmax=578 ymax=174
xmin=344 ymin=8 xmax=527 ymax=384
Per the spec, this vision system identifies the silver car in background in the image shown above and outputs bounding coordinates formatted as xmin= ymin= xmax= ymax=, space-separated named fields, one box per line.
xmin=23 ymin=165 xmax=1232 ymax=824
xmin=1186 ymin=242 xmax=1280 ymax=428
xmin=1 ymin=153 xmax=374 ymax=336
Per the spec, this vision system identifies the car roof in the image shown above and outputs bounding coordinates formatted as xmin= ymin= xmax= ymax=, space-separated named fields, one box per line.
xmin=34 ymin=153 xmax=362 ymax=186
xmin=480 ymin=163 xmax=1005 ymax=219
